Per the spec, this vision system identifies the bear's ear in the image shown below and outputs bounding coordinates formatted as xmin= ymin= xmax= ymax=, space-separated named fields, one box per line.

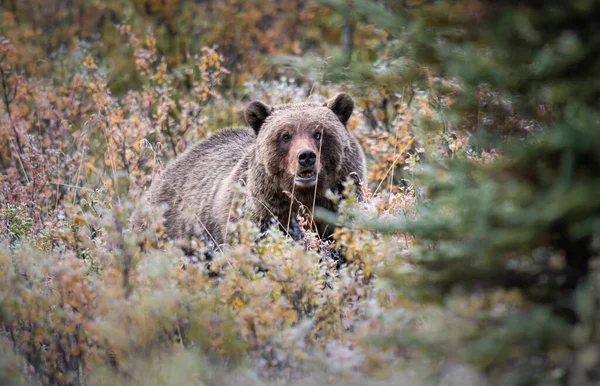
xmin=245 ymin=100 xmax=272 ymax=134
xmin=326 ymin=93 xmax=354 ymax=125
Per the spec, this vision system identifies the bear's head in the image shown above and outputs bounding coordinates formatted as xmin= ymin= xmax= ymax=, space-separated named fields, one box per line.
xmin=245 ymin=93 xmax=354 ymax=194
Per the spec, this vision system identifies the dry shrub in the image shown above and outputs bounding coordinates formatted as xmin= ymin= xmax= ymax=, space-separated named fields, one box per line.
xmin=0 ymin=31 xmax=499 ymax=385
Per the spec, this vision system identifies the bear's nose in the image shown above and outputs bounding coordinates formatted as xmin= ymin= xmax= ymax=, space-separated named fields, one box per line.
xmin=298 ymin=149 xmax=317 ymax=167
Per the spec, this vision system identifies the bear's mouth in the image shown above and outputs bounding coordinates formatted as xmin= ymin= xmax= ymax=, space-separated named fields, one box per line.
xmin=295 ymin=169 xmax=317 ymax=185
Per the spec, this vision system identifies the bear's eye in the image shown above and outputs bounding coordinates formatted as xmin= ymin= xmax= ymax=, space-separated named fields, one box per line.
xmin=314 ymin=132 xmax=322 ymax=141
xmin=282 ymin=134 xmax=291 ymax=143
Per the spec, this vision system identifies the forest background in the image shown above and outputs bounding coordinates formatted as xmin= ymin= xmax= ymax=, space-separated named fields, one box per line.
xmin=1 ymin=1 xmax=600 ymax=385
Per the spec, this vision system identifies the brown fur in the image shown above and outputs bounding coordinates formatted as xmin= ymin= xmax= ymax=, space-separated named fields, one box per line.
xmin=136 ymin=93 xmax=367 ymax=245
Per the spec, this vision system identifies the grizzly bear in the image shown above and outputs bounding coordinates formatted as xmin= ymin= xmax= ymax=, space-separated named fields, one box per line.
xmin=137 ymin=93 xmax=366 ymax=246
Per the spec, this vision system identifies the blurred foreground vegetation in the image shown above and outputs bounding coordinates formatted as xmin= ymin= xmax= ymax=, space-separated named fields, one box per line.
xmin=1 ymin=1 xmax=600 ymax=385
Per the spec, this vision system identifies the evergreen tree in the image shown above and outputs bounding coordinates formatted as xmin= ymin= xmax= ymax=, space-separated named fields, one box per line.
xmin=339 ymin=1 xmax=600 ymax=384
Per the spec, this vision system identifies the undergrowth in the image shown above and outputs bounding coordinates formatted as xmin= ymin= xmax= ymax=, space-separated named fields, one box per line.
xmin=0 ymin=28 xmax=497 ymax=385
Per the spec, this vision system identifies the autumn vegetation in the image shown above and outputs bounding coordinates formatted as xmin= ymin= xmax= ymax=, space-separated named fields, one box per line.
xmin=1 ymin=1 xmax=600 ymax=385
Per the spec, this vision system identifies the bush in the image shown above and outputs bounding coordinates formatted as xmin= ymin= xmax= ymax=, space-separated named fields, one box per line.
xmin=3 ymin=1 xmax=598 ymax=385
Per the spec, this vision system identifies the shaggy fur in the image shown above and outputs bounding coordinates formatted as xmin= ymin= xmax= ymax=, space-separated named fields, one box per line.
xmin=137 ymin=93 xmax=367 ymax=245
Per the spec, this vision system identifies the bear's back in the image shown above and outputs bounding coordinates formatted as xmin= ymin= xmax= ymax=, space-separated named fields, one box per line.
xmin=147 ymin=127 xmax=255 ymax=240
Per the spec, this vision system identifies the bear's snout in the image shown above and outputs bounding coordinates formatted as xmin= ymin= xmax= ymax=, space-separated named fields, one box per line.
xmin=294 ymin=147 xmax=319 ymax=187
xmin=298 ymin=149 xmax=316 ymax=167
